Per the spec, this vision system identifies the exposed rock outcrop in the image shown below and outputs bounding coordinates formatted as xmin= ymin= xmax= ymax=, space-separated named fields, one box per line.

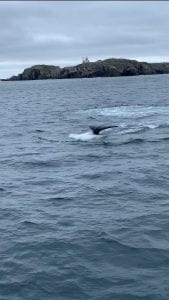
xmin=8 ymin=65 xmax=61 ymax=81
xmin=2 ymin=58 xmax=169 ymax=81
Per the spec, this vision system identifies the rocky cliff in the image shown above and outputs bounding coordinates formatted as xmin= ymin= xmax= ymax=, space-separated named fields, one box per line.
xmin=3 ymin=58 xmax=169 ymax=81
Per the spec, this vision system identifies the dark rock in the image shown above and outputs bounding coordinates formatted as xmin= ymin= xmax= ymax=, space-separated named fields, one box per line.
xmin=20 ymin=65 xmax=61 ymax=80
xmin=150 ymin=63 xmax=169 ymax=74
xmin=2 ymin=58 xmax=169 ymax=81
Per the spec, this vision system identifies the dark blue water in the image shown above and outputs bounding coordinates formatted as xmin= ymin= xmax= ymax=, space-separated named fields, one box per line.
xmin=1 ymin=75 xmax=169 ymax=300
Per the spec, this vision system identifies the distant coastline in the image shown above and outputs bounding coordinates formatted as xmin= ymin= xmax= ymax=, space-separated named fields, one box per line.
xmin=2 ymin=58 xmax=169 ymax=81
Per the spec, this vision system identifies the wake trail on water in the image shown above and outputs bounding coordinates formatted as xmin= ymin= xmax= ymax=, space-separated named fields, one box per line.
xmin=84 ymin=105 xmax=169 ymax=118
xmin=69 ymin=104 xmax=169 ymax=143
xmin=69 ymin=122 xmax=169 ymax=140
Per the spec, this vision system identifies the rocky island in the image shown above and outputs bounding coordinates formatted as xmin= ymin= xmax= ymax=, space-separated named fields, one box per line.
xmin=2 ymin=58 xmax=169 ymax=81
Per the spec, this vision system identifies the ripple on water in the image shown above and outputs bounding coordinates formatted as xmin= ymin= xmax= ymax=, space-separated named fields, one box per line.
xmin=1 ymin=76 xmax=169 ymax=299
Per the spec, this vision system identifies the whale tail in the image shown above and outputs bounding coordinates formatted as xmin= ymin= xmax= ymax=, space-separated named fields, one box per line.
xmin=89 ymin=125 xmax=118 ymax=135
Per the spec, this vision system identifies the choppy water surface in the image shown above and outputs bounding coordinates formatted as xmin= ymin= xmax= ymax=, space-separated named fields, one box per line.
xmin=1 ymin=75 xmax=169 ymax=299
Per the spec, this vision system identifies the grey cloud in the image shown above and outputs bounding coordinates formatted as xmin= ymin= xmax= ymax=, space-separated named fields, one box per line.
xmin=1 ymin=1 xmax=169 ymax=77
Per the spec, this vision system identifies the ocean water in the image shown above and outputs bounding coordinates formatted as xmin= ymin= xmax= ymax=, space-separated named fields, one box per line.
xmin=1 ymin=74 xmax=169 ymax=300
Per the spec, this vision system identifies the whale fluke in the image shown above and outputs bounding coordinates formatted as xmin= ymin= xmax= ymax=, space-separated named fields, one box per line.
xmin=89 ymin=125 xmax=118 ymax=135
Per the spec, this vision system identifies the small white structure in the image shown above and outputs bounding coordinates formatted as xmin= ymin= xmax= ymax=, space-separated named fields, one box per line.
xmin=82 ymin=56 xmax=90 ymax=64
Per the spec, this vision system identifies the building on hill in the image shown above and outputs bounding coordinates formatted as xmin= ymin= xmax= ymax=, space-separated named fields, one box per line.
xmin=82 ymin=56 xmax=90 ymax=64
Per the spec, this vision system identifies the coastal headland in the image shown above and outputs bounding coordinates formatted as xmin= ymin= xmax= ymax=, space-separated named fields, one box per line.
xmin=2 ymin=58 xmax=169 ymax=81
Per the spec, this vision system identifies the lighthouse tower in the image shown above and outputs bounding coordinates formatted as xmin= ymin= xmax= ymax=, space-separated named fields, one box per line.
xmin=82 ymin=56 xmax=90 ymax=64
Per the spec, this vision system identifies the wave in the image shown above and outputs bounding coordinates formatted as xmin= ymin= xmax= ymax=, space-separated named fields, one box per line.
xmin=97 ymin=232 xmax=169 ymax=254
xmin=121 ymin=124 xmax=162 ymax=134
xmin=35 ymin=129 xmax=45 ymax=133
xmin=122 ymin=138 xmax=145 ymax=145
xmin=36 ymin=136 xmax=57 ymax=143
xmin=160 ymin=137 xmax=169 ymax=141
xmin=121 ymin=127 xmax=150 ymax=135
xmin=157 ymin=123 xmax=169 ymax=129
xmin=123 ymin=123 xmax=169 ymax=134
xmin=121 ymin=136 xmax=169 ymax=145
xmin=21 ymin=159 xmax=62 ymax=168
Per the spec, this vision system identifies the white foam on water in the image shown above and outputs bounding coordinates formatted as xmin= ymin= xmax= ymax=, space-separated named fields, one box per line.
xmin=69 ymin=131 xmax=97 ymax=141
xmin=144 ymin=123 xmax=169 ymax=129
xmin=147 ymin=124 xmax=158 ymax=129
xmin=84 ymin=105 xmax=169 ymax=118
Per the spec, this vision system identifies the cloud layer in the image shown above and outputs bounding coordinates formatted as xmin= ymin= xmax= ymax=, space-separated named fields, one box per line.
xmin=0 ymin=1 xmax=169 ymax=77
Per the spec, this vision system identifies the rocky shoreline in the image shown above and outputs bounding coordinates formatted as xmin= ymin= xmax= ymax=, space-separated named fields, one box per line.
xmin=2 ymin=58 xmax=169 ymax=81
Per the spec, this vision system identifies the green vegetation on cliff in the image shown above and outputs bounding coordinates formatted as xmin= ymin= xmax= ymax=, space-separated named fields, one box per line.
xmin=3 ymin=58 xmax=169 ymax=81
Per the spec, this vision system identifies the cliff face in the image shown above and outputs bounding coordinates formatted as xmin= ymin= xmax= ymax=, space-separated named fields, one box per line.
xmin=3 ymin=58 xmax=169 ymax=81
xmin=7 ymin=65 xmax=61 ymax=81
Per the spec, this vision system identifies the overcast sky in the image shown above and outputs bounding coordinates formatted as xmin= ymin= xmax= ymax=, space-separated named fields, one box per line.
xmin=0 ymin=1 xmax=169 ymax=78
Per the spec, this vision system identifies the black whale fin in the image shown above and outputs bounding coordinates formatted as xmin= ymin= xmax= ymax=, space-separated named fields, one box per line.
xmin=89 ymin=125 xmax=117 ymax=135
